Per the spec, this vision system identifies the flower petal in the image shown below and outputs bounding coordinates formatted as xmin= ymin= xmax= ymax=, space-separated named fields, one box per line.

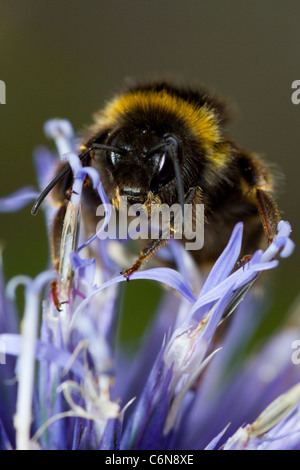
xmin=44 ymin=119 xmax=76 ymax=156
xmin=0 ymin=333 xmax=86 ymax=379
xmin=77 ymin=267 xmax=195 ymax=316
xmin=200 ymin=222 xmax=243 ymax=296
xmin=0 ymin=187 xmax=39 ymax=212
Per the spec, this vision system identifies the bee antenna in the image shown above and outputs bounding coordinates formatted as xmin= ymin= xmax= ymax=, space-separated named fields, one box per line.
xmin=31 ymin=164 xmax=72 ymax=215
xmin=164 ymin=134 xmax=185 ymax=226
xmin=31 ymin=143 xmax=123 ymax=215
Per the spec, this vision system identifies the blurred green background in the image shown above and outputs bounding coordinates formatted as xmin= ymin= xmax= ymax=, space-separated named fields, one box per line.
xmin=0 ymin=0 xmax=299 ymax=341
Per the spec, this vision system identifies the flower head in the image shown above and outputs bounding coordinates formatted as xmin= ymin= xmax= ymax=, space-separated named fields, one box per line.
xmin=0 ymin=119 xmax=298 ymax=450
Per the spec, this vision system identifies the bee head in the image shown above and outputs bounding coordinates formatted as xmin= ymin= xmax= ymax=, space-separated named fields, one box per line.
xmin=104 ymin=127 xmax=184 ymax=208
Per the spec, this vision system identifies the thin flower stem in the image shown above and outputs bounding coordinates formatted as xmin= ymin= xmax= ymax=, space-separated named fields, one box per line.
xmin=14 ymin=290 xmax=40 ymax=450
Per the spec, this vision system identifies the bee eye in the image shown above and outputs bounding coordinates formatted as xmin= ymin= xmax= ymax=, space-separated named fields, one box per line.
xmin=108 ymin=151 xmax=117 ymax=166
xmin=106 ymin=150 xmax=122 ymax=170
xmin=150 ymin=148 xmax=175 ymax=193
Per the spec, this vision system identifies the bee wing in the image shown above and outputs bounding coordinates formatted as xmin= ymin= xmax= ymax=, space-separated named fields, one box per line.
xmin=59 ymin=200 xmax=81 ymax=300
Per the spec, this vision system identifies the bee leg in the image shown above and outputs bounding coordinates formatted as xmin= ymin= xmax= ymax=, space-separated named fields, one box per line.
xmin=237 ymin=187 xmax=280 ymax=268
xmin=65 ymin=175 xmax=92 ymax=200
xmin=237 ymin=254 xmax=253 ymax=269
xmin=121 ymin=237 xmax=169 ymax=280
xmin=238 ymin=151 xmax=280 ymax=245
xmin=51 ymin=280 xmax=62 ymax=311
xmin=255 ymin=188 xmax=280 ymax=244
xmin=121 ymin=187 xmax=200 ymax=280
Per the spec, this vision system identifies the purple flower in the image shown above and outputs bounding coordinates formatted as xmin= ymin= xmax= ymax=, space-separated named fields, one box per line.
xmin=0 ymin=119 xmax=298 ymax=450
xmin=222 ymin=383 xmax=300 ymax=450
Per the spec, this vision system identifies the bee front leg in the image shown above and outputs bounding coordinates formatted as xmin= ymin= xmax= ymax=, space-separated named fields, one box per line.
xmin=121 ymin=187 xmax=200 ymax=280
xmin=121 ymin=236 xmax=169 ymax=280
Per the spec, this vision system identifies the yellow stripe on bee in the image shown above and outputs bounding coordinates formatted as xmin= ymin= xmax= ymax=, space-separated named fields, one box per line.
xmin=100 ymin=90 xmax=228 ymax=166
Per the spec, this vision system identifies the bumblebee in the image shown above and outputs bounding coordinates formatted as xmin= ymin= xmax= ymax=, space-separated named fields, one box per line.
xmin=32 ymin=81 xmax=280 ymax=305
